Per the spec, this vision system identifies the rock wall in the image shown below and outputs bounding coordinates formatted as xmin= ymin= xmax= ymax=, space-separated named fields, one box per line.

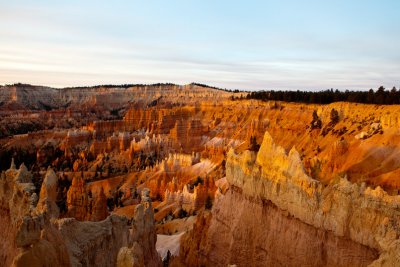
xmin=226 ymin=132 xmax=400 ymax=261
xmin=175 ymin=131 xmax=400 ymax=266
xmin=203 ymin=188 xmax=378 ymax=267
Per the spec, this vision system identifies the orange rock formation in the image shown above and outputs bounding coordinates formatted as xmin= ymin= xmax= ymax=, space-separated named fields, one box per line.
xmin=0 ymin=163 xmax=161 ymax=266
xmin=3 ymin=84 xmax=400 ymax=267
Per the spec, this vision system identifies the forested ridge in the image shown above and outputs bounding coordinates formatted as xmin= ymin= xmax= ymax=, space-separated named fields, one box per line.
xmin=237 ymin=86 xmax=400 ymax=105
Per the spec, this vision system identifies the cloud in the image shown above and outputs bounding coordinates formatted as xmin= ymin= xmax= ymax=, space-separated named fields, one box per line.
xmin=0 ymin=1 xmax=399 ymax=90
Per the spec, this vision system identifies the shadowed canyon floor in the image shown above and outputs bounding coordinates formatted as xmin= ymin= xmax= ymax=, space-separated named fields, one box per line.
xmin=1 ymin=84 xmax=400 ymax=266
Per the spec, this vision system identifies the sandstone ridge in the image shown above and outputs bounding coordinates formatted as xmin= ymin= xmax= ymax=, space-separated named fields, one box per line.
xmin=223 ymin=131 xmax=400 ymax=266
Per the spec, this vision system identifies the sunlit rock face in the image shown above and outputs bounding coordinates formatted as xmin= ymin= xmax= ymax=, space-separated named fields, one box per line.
xmin=227 ymin=131 xmax=400 ymax=255
xmin=174 ymin=131 xmax=400 ymax=266
xmin=177 ymin=189 xmax=378 ymax=267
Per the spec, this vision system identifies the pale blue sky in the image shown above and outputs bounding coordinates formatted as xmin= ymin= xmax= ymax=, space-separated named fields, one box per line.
xmin=0 ymin=1 xmax=399 ymax=90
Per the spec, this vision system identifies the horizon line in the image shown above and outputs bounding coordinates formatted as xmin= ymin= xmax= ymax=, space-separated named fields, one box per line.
xmin=0 ymin=81 xmax=396 ymax=93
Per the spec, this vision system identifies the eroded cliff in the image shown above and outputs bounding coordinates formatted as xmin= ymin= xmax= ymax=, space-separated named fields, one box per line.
xmin=174 ymin=131 xmax=400 ymax=267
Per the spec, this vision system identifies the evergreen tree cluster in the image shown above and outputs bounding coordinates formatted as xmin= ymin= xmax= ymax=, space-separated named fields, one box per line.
xmin=242 ymin=86 xmax=400 ymax=105
xmin=64 ymin=83 xmax=177 ymax=90
xmin=190 ymin=82 xmax=240 ymax=93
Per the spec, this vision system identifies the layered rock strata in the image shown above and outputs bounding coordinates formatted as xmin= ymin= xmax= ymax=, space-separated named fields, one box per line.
xmin=203 ymin=188 xmax=379 ymax=267
xmin=224 ymin=132 xmax=400 ymax=266
xmin=176 ymin=131 xmax=400 ymax=266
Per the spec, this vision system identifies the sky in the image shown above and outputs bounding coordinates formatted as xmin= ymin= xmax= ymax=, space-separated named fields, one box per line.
xmin=0 ymin=1 xmax=399 ymax=91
